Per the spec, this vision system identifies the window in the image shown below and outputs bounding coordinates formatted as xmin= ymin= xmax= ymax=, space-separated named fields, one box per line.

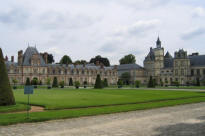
xmin=191 ymin=69 xmax=194 ymax=76
xmin=175 ymin=70 xmax=178 ymax=76
xmin=181 ymin=69 xmax=184 ymax=76
xmin=203 ymin=69 xmax=205 ymax=75
xmin=197 ymin=69 xmax=200 ymax=76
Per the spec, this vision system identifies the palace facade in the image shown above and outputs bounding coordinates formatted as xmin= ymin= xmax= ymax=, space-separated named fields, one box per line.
xmin=5 ymin=47 xmax=118 ymax=85
xmin=118 ymin=37 xmax=205 ymax=86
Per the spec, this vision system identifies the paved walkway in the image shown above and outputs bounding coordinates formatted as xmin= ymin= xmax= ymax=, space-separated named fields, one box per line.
xmin=1 ymin=102 xmax=205 ymax=136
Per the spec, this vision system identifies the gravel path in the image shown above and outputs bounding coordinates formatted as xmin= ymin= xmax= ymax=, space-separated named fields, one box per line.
xmin=1 ymin=102 xmax=205 ymax=136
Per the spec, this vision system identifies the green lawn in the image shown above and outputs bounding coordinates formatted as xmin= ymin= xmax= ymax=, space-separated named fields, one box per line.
xmin=1 ymin=88 xmax=205 ymax=125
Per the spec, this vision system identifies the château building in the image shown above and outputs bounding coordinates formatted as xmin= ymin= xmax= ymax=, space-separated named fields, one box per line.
xmin=118 ymin=37 xmax=205 ymax=86
xmin=144 ymin=37 xmax=205 ymax=85
xmin=5 ymin=46 xmax=118 ymax=86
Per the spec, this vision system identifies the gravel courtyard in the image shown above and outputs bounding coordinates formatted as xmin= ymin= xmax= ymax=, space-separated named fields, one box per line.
xmin=1 ymin=102 xmax=205 ymax=136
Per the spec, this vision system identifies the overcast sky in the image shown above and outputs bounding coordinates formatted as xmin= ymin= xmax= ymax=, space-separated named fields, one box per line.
xmin=0 ymin=0 xmax=205 ymax=65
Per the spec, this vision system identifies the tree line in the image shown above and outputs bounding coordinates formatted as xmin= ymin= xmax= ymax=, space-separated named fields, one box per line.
xmin=46 ymin=53 xmax=137 ymax=66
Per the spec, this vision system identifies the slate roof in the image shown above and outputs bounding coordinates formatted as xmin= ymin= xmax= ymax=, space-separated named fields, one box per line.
xmin=117 ymin=64 xmax=143 ymax=71
xmin=164 ymin=58 xmax=174 ymax=68
xmin=144 ymin=48 xmax=155 ymax=61
xmin=22 ymin=47 xmax=46 ymax=66
xmin=189 ymin=55 xmax=205 ymax=67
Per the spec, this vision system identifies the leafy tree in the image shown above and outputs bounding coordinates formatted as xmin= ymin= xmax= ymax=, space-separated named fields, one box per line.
xmin=90 ymin=55 xmax=110 ymax=66
xmin=119 ymin=54 xmax=136 ymax=65
xmin=135 ymin=80 xmax=141 ymax=88
xmin=74 ymin=81 xmax=80 ymax=89
xmin=12 ymin=79 xmax=18 ymax=89
xmin=60 ymin=55 xmax=72 ymax=64
xmin=120 ymin=72 xmax=131 ymax=85
xmin=117 ymin=79 xmax=123 ymax=88
xmin=0 ymin=48 xmax=15 ymax=106
xmin=103 ymin=78 xmax=108 ymax=87
xmin=147 ymin=76 xmax=155 ymax=88
xmin=25 ymin=78 xmax=30 ymax=86
xmin=59 ymin=81 xmax=65 ymax=88
xmin=52 ymin=77 xmax=58 ymax=88
xmin=74 ymin=60 xmax=88 ymax=65
xmin=47 ymin=54 xmax=55 ymax=64
xmin=94 ymin=74 xmax=103 ymax=89
xmin=69 ymin=78 xmax=73 ymax=86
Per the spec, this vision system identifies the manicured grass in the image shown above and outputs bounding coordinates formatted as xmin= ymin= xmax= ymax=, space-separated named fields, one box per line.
xmin=13 ymin=88 xmax=205 ymax=110
xmin=0 ymin=104 xmax=28 ymax=113
xmin=1 ymin=88 xmax=205 ymax=125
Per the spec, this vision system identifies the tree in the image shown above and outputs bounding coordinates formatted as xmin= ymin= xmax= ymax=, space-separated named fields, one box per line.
xmin=59 ymin=81 xmax=64 ymax=88
xmin=0 ymin=48 xmax=15 ymax=106
xmin=74 ymin=60 xmax=88 ymax=65
xmin=47 ymin=54 xmax=55 ymax=64
xmin=90 ymin=55 xmax=110 ymax=66
xmin=119 ymin=54 xmax=136 ymax=65
xmin=74 ymin=81 xmax=80 ymax=89
xmin=12 ymin=79 xmax=18 ymax=89
xmin=196 ymin=78 xmax=200 ymax=86
xmin=60 ymin=55 xmax=72 ymax=65
xmin=69 ymin=78 xmax=73 ymax=86
xmin=120 ymin=72 xmax=131 ymax=85
xmin=94 ymin=74 xmax=103 ymax=89
xmin=52 ymin=77 xmax=58 ymax=88
xmin=83 ymin=81 xmax=87 ymax=88
xmin=31 ymin=77 xmax=38 ymax=88
xmin=147 ymin=76 xmax=155 ymax=88
xmin=135 ymin=80 xmax=141 ymax=88
xmin=103 ymin=78 xmax=108 ymax=88
xmin=46 ymin=78 xmax=51 ymax=89
xmin=25 ymin=78 xmax=30 ymax=86
xmin=117 ymin=79 xmax=123 ymax=88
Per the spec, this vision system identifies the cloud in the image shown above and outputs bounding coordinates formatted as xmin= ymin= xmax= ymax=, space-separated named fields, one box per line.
xmin=181 ymin=27 xmax=205 ymax=40
xmin=114 ymin=19 xmax=161 ymax=36
xmin=0 ymin=8 xmax=29 ymax=27
xmin=192 ymin=7 xmax=205 ymax=17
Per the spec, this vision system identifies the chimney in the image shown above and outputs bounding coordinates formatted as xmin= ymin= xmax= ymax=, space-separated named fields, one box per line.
xmin=114 ymin=65 xmax=118 ymax=69
xmin=40 ymin=52 xmax=48 ymax=64
xmin=100 ymin=63 xmax=104 ymax=69
xmin=5 ymin=56 xmax=8 ymax=61
xmin=18 ymin=50 xmax=23 ymax=65
xmin=96 ymin=61 xmax=100 ymax=66
xmin=11 ymin=56 xmax=14 ymax=62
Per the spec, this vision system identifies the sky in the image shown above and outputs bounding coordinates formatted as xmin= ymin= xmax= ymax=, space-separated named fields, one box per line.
xmin=0 ymin=0 xmax=205 ymax=65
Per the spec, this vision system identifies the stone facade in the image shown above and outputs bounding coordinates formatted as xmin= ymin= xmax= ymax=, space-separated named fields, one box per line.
xmin=117 ymin=37 xmax=205 ymax=86
xmin=5 ymin=47 xmax=118 ymax=86
xmin=144 ymin=37 xmax=205 ymax=85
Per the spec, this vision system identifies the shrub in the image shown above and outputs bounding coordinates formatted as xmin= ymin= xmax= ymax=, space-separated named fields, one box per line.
xmin=25 ymin=78 xmax=31 ymax=86
xmin=147 ymin=76 xmax=155 ymax=88
xmin=12 ymin=79 xmax=18 ymax=89
xmin=0 ymin=48 xmax=15 ymax=106
xmin=94 ymin=74 xmax=103 ymax=89
xmin=59 ymin=81 xmax=65 ymax=88
xmin=46 ymin=78 xmax=51 ymax=89
xmin=52 ymin=77 xmax=58 ymax=88
xmin=31 ymin=77 xmax=38 ymax=88
xmin=117 ymin=79 xmax=123 ymax=88
xmin=69 ymin=78 xmax=73 ymax=86
xmin=135 ymin=80 xmax=141 ymax=88
xmin=74 ymin=81 xmax=80 ymax=89
xmin=103 ymin=78 xmax=108 ymax=88
xmin=83 ymin=81 xmax=87 ymax=88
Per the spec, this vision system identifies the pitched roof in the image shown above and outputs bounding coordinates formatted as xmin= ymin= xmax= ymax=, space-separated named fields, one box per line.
xmin=22 ymin=47 xmax=46 ymax=66
xmin=145 ymin=48 xmax=155 ymax=61
xmin=164 ymin=51 xmax=172 ymax=59
xmin=189 ymin=55 xmax=205 ymax=67
xmin=117 ymin=64 xmax=143 ymax=71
